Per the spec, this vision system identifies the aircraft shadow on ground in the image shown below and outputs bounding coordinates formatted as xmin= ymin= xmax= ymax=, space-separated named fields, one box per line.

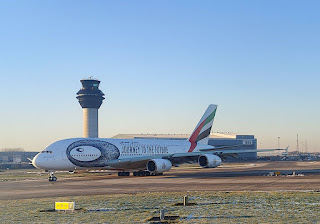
xmin=62 ymin=168 xmax=320 ymax=181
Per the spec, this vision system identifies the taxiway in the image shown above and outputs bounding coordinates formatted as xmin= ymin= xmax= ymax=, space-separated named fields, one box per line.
xmin=1 ymin=161 xmax=320 ymax=200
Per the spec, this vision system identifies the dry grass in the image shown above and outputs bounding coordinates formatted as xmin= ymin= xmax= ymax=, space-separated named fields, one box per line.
xmin=1 ymin=191 xmax=320 ymax=223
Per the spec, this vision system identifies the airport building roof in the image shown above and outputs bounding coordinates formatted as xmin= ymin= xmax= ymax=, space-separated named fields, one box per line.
xmin=112 ymin=132 xmax=239 ymax=140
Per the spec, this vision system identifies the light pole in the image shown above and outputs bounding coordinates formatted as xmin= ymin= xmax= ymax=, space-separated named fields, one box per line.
xmin=278 ymin=137 xmax=280 ymax=149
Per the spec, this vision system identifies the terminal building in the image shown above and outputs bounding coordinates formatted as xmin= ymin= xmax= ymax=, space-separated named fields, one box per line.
xmin=112 ymin=133 xmax=257 ymax=161
xmin=0 ymin=151 xmax=37 ymax=163
xmin=0 ymin=151 xmax=38 ymax=169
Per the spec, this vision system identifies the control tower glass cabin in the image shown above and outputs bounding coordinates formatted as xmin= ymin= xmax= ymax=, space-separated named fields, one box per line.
xmin=76 ymin=79 xmax=105 ymax=138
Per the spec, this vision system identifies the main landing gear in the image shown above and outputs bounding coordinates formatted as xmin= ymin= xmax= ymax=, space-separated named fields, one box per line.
xmin=133 ymin=171 xmax=164 ymax=176
xmin=48 ymin=171 xmax=57 ymax=182
xmin=133 ymin=171 xmax=150 ymax=176
xmin=117 ymin=171 xmax=164 ymax=177
xmin=118 ymin=171 xmax=130 ymax=176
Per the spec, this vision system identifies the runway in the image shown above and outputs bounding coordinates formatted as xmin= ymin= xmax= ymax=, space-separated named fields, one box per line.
xmin=1 ymin=161 xmax=320 ymax=200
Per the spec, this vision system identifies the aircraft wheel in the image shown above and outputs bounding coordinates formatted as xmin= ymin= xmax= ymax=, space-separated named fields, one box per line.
xmin=133 ymin=172 xmax=137 ymax=176
xmin=145 ymin=171 xmax=151 ymax=176
xmin=119 ymin=172 xmax=130 ymax=176
xmin=48 ymin=171 xmax=56 ymax=182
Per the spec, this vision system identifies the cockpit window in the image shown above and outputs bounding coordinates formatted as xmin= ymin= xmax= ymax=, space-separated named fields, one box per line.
xmin=41 ymin=150 xmax=52 ymax=153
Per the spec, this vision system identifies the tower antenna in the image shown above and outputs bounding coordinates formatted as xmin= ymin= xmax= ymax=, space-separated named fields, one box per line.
xmin=296 ymin=134 xmax=299 ymax=154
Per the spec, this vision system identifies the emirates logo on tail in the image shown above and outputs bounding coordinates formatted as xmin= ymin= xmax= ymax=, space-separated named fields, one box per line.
xmin=188 ymin=105 xmax=217 ymax=152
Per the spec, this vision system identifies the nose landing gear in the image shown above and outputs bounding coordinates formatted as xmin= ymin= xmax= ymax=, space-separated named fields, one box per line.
xmin=48 ymin=171 xmax=57 ymax=182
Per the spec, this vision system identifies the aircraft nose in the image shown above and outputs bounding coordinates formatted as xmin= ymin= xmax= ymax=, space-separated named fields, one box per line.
xmin=32 ymin=153 xmax=41 ymax=169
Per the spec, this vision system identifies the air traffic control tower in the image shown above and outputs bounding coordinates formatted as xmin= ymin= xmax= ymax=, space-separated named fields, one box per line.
xmin=76 ymin=78 xmax=105 ymax=138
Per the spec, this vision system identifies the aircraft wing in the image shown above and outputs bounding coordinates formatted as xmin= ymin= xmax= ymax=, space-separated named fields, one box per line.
xmin=106 ymin=153 xmax=201 ymax=169
xmin=199 ymin=144 xmax=249 ymax=151
xmin=106 ymin=147 xmax=288 ymax=169
xmin=199 ymin=139 xmax=259 ymax=151
xmin=173 ymin=147 xmax=288 ymax=157
xmin=106 ymin=155 xmax=163 ymax=169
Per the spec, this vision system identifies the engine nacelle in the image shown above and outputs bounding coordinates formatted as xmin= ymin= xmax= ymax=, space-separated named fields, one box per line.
xmin=147 ymin=159 xmax=172 ymax=173
xmin=198 ymin=154 xmax=222 ymax=168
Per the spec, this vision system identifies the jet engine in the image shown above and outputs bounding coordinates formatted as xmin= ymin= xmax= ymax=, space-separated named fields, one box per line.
xmin=147 ymin=159 xmax=172 ymax=173
xmin=198 ymin=154 xmax=222 ymax=168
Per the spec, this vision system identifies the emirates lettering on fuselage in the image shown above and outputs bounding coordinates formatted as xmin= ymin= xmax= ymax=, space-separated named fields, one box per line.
xmin=120 ymin=142 xmax=169 ymax=155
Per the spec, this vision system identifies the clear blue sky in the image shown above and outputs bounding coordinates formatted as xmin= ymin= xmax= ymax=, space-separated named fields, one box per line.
xmin=0 ymin=1 xmax=319 ymax=152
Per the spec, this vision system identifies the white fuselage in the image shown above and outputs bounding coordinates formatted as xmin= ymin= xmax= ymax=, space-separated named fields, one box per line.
xmin=32 ymin=138 xmax=210 ymax=171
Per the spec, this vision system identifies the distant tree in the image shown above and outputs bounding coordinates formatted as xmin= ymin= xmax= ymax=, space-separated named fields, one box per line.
xmin=1 ymin=148 xmax=25 ymax=152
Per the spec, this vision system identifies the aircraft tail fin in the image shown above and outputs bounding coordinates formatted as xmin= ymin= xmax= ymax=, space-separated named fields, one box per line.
xmin=188 ymin=104 xmax=218 ymax=146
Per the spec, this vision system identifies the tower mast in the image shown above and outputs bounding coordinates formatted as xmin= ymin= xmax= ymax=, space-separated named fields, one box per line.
xmin=297 ymin=134 xmax=299 ymax=154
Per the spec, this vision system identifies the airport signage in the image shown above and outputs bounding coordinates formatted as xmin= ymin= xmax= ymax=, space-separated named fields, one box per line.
xmin=242 ymin=140 xmax=253 ymax=145
xmin=55 ymin=202 xmax=75 ymax=211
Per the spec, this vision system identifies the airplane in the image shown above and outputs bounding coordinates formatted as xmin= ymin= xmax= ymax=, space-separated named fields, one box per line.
xmin=32 ymin=104 xmax=283 ymax=181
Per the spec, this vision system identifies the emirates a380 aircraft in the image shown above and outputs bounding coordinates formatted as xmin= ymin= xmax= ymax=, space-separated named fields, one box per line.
xmin=32 ymin=104 xmax=260 ymax=181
